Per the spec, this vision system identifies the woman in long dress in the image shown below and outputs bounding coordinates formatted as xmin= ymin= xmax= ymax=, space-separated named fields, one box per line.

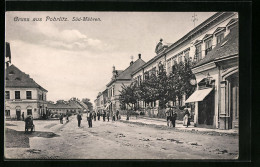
xmin=183 ymin=109 xmax=190 ymax=128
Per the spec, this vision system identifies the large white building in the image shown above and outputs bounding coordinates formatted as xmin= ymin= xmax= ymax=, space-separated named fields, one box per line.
xmin=5 ymin=65 xmax=48 ymax=120
xmin=132 ymin=12 xmax=238 ymax=129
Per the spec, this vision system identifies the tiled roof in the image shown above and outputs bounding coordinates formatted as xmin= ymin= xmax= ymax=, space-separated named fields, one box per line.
xmin=116 ymin=58 xmax=146 ymax=80
xmin=193 ymin=25 xmax=238 ymax=68
xmin=5 ymin=64 xmax=47 ymax=92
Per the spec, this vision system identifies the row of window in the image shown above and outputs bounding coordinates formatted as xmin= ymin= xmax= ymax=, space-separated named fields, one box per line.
xmin=5 ymin=91 xmax=45 ymax=100
xmin=5 ymin=109 xmax=32 ymax=116
xmin=195 ymin=32 xmax=224 ymax=61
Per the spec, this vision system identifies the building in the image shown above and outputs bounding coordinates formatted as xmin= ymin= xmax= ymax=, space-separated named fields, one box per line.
xmin=5 ymin=64 xmax=48 ymax=119
xmin=186 ymin=19 xmax=238 ymax=130
xmin=48 ymin=99 xmax=89 ymax=115
xmin=94 ymin=89 xmax=108 ymax=113
xmin=95 ymin=54 xmax=146 ymax=114
xmin=131 ymin=12 xmax=238 ymax=129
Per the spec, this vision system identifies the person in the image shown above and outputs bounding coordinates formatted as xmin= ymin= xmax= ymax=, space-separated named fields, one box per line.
xmin=165 ymin=108 xmax=171 ymax=127
xmin=86 ymin=110 xmax=92 ymax=128
xmin=112 ymin=113 xmax=116 ymax=121
xmin=116 ymin=110 xmax=119 ymax=120
xmin=103 ymin=110 xmax=106 ymax=122
xmin=77 ymin=113 xmax=82 ymax=127
xmin=172 ymin=107 xmax=177 ymax=127
xmin=183 ymin=108 xmax=190 ymax=128
xmin=66 ymin=114 xmax=69 ymax=123
xmin=107 ymin=111 xmax=110 ymax=122
xmin=93 ymin=111 xmax=96 ymax=121
xmin=22 ymin=112 xmax=25 ymax=121
xmin=60 ymin=114 xmax=63 ymax=124
xmin=97 ymin=111 xmax=100 ymax=121
xmin=24 ymin=116 xmax=34 ymax=133
xmin=168 ymin=107 xmax=174 ymax=127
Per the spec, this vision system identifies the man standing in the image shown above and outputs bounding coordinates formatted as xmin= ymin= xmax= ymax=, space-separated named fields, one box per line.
xmin=107 ymin=111 xmax=110 ymax=122
xmin=60 ymin=114 xmax=63 ymax=124
xmin=103 ymin=110 xmax=106 ymax=122
xmin=93 ymin=111 xmax=96 ymax=121
xmin=168 ymin=107 xmax=174 ymax=127
xmin=116 ymin=110 xmax=119 ymax=120
xmin=87 ymin=110 xmax=92 ymax=128
xmin=22 ymin=112 xmax=25 ymax=121
xmin=77 ymin=113 xmax=82 ymax=127
xmin=165 ymin=108 xmax=170 ymax=127
xmin=97 ymin=111 xmax=100 ymax=121
xmin=172 ymin=107 xmax=177 ymax=128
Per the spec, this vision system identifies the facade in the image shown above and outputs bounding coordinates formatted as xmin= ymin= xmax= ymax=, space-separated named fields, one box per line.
xmin=5 ymin=65 xmax=48 ymax=119
xmin=131 ymin=12 xmax=238 ymax=129
xmin=95 ymin=54 xmax=146 ymax=115
xmin=188 ymin=20 xmax=239 ymax=130
xmin=48 ymin=100 xmax=88 ymax=114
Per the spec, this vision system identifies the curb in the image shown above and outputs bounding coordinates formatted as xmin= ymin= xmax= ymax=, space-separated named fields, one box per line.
xmin=119 ymin=119 xmax=238 ymax=137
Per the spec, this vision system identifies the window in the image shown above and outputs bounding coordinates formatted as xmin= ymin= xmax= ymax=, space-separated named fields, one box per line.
xmin=15 ymin=91 xmax=20 ymax=99
xmin=167 ymin=59 xmax=171 ymax=73
xmin=195 ymin=44 xmax=202 ymax=61
xmin=5 ymin=91 xmax=10 ymax=99
xmin=26 ymin=91 xmax=32 ymax=99
xmin=184 ymin=51 xmax=189 ymax=61
xmin=216 ymin=33 xmax=224 ymax=44
xmin=27 ymin=109 xmax=32 ymax=115
xmin=178 ymin=54 xmax=183 ymax=63
xmin=5 ymin=110 xmax=10 ymax=116
xmin=205 ymin=39 xmax=212 ymax=55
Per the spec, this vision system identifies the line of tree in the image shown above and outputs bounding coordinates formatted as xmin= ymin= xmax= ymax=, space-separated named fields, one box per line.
xmin=119 ymin=59 xmax=196 ymax=110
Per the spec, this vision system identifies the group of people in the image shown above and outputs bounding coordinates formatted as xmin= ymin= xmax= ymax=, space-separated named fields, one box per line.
xmin=166 ymin=107 xmax=191 ymax=128
xmin=76 ymin=109 xmax=121 ymax=128
xmin=59 ymin=113 xmax=69 ymax=124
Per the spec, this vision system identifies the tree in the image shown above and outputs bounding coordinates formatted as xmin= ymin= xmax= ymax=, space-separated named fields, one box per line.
xmin=56 ymin=100 xmax=67 ymax=104
xmin=82 ymin=98 xmax=93 ymax=111
xmin=119 ymin=82 xmax=139 ymax=110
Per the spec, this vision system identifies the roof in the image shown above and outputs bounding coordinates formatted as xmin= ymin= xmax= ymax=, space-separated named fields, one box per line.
xmin=107 ymin=58 xmax=146 ymax=86
xmin=47 ymin=102 xmax=81 ymax=109
xmin=193 ymin=25 xmax=238 ymax=68
xmin=5 ymin=64 xmax=47 ymax=92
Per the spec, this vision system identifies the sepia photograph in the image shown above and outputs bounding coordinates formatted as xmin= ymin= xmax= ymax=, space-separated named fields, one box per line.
xmin=4 ymin=11 xmax=239 ymax=159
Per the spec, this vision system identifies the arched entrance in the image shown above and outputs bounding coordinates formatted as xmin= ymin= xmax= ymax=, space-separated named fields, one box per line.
xmin=15 ymin=106 xmax=21 ymax=120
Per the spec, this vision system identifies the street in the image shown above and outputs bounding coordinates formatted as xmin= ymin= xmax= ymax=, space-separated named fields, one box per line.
xmin=5 ymin=115 xmax=238 ymax=159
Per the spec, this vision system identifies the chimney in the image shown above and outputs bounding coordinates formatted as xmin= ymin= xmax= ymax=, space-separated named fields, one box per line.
xmin=130 ymin=61 xmax=134 ymax=66
xmin=138 ymin=54 xmax=141 ymax=59
xmin=112 ymin=65 xmax=115 ymax=72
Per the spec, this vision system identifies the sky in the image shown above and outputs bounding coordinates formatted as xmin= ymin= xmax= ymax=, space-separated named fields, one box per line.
xmin=5 ymin=12 xmax=216 ymax=104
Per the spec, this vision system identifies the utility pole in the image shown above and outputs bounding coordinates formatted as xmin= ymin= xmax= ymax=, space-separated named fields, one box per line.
xmin=191 ymin=12 xmax=198 ymax=28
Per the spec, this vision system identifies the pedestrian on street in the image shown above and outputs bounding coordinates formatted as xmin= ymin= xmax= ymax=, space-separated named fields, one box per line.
xmin=103 ymin=110 xmax=106 ymax=122
xmin=116 ymin=110 xmax=119 ymax=120
xmin=77 ymin=113 xmax=82 ymax=127
xmin=171 ymin=107 xmax=177 ymax=128
xmin=112 ymin=113 xmax=116 ymax=121
xmin=169 ymin=107 xmax=174 ymax=127
xmin=60 ymin=114 xmax=64 ymax=124
xmin=165 ymin=108 xmax=171 ymax=127
xmin=22 ymin=112 xmax=25 ymax=121
xmin=86 ymin=110 xmax=92 ymax=128
xmin=97 ymin=111 xmax=100 ymax=121
xmin=107 ymin=111 xmax=110 ymax=122
xmin=183 ymin=108 xmax=190 ymax=128
xmin=93 ymin=111 xmax=96 ymax=121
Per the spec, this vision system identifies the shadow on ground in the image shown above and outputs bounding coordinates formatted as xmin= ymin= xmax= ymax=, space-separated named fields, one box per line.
xmin=5 ymin=128 xmax=60 ymax=148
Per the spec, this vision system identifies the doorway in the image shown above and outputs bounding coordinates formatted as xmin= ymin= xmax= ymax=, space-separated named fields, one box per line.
xmin=198 ymin=90 xmax=215 ymax=128
xmin=16 ymin=109 xmax=21 ymax=120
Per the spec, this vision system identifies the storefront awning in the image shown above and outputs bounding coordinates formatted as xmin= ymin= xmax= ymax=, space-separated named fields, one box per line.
xmin=185 ymin=88 xmax=213 ymax=103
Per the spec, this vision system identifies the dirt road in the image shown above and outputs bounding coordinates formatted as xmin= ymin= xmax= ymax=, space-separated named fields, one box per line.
xmin=5 ymin=115 xmax=238 ymax=159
